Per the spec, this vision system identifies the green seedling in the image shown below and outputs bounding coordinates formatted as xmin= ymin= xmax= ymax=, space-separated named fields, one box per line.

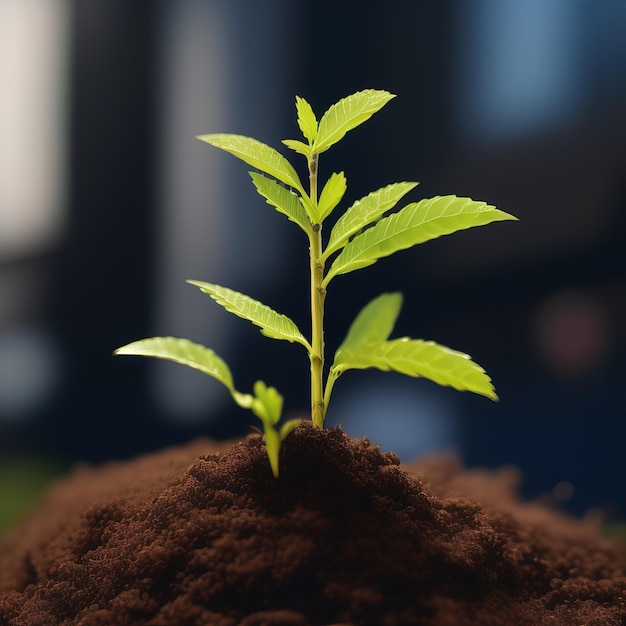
xmin=115 ymin=89 xmax=517 ymax=477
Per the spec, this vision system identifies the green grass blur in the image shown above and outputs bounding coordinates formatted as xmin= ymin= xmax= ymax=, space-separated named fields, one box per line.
xmin=0 ymin=457 xmax=64 ymax=534
xmin=604 ymin=523 xmax=626 ymax=545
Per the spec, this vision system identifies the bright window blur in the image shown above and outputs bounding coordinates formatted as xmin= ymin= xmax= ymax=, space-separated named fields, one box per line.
xmin=455 ymin=0 xmax=582 ymax=144
xmin=0 ymin=0 xmax=70 ymax=260
xmin=0 ymin=0 xmax=70 ymax=422
xmin=152 ymin=0 xmax=292 ymax=421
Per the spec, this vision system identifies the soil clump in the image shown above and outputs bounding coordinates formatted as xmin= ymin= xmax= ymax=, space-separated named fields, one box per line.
xmin=1 ymin=423 xmax=625 ymax=625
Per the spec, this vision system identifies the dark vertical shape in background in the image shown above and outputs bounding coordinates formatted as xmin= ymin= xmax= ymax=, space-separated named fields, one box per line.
xmin=46 ymin=1 xmax=157 ymax=461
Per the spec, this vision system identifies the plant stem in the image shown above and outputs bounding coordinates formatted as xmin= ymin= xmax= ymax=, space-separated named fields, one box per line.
xmin=322 ymin=368 xmax=339 ymax=416
xmin=308 ymin=153 xmax=326 ymax=428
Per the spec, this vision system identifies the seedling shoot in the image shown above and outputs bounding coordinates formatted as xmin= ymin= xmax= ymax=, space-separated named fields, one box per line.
xmin=115 ymin=89 xmax=517 ymax=476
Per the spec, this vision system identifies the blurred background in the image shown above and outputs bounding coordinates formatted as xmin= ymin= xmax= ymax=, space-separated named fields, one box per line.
xmin=1 ymin=0 xmax=625 ymax=530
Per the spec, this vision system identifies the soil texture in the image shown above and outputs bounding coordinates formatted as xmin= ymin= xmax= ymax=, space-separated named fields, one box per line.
xmin=0 ymin=423 xmax=625 ymax=625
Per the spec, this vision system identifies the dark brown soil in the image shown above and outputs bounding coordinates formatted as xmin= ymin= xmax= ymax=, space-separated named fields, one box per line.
xmin=1 ymin=423 xmax=625 ymax=626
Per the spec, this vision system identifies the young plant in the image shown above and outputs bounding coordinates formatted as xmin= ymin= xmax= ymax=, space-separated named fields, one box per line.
xmin=115 ymin=89 xmax=517 ymax=477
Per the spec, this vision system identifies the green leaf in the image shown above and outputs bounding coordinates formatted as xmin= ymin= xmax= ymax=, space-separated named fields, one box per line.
xmin=335 ymin=292 xmax=403 ymax=354
xmin=314 ymin=89 xmax=395 ymax=154
xmin=317 ymin=171 xmax=347 ymax=222
xmin=295 ymin=95 xmax=318 ymax=143
xmin=324 ymin=182 xmax=419 ymax=260
xmin=279 ymin=418 xmax=302 ymax=441
xmin=249 ymin=172 xmax=311 ymax=234
xmin=187 ymin=280 xmax=311 ymax=350
xmin=251 ymin=380 xmax=283 ymax=426
xmin=114 ymin=337 xmax=252 ymax=408
xmin=333 ymin=338 xmax=498 ymax=401
xmin=197 ymin=133 xmax=304 ymax=193
xmin=298 ymin=194 xmax=317 ymax=222
xmin=282 ymin=138 xmax=312 ymax=158
xmin=325 ymin=196 xmax=517 ymax=286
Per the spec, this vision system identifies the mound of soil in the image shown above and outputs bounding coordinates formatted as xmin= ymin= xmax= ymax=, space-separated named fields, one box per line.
xmin=1 ymin=423 xmax=624 ymax=625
